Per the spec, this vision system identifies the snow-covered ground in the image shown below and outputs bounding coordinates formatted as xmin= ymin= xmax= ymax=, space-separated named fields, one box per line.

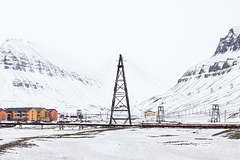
xmin=0 ymin=126 xmax=240 ymax=160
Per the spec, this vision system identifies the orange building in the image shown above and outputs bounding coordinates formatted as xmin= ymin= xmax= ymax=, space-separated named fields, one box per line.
xmin=0 ymin=110 xmax=7 ymax=121
xmin=48 ymin=109 xmax=57 ymax=121
xmin=5 ymin=108 xmax=38 ymax=121
xmin=5 ymin=108 xmax=26 ymax=121
xmin=4 ymin=107 xmax=57 ymax=122
xmin=35 ymin=108 xmax=50 ymax=121
xmin=27 ymin=108 xmax=38 ymax=121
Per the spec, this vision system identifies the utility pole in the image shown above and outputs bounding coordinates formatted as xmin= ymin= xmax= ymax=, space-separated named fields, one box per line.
xmin=224 ymin=110 xmax=226 ymax=123
xmin=210 ymin=104 xmax=220 ymax=123
xmin=109 ymin=54 xmax=132 ymax=125
xmin=77 ymin=109 xmax=82 ymax=122
xmin=156 ymin=106 xmax=165 ymax=123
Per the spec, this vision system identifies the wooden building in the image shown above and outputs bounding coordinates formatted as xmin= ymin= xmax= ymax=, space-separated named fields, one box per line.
xmin=27 ymin=108 xmax=38 ymax=121
xmin=48 ymin=109 xmax=58 ymax=121
xmin=5 ymin=108 xmax=28 ymax=121
xmin=3 ymin=107 xmax=57 ymax=122
xmin=35 ymin=108 xmax=50 ymax=121
xmin=5 ymin=108 xmax=38 ymax=121
xmin=0 ymin=109 xmax=7 ymax=121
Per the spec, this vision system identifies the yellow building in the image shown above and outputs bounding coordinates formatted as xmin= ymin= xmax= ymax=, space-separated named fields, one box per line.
xmin=36 ymin=108 xmax=50 ymax=121
xmin=144 ymin=111 xmax=156 ymax=116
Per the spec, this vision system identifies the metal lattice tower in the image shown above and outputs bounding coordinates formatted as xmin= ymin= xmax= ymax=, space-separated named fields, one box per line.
xmin=211 ymin=104 xmax=220 ymax=123
xmin=156 ymin=106 xmax=165 ymax=123
xmin=109 ymin=54 xmax=132 ymax=125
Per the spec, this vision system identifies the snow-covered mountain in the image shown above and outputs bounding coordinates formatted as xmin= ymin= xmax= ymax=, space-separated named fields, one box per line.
xmin=140 ymin=27 xmax=240 ymax=116
xmin=0 ymin=39 xmax=108 ymax=113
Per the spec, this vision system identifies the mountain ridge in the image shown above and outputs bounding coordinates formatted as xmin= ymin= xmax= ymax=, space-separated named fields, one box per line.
xmin=0 ymin=38 xmax=93 ymax=86
xmin=139 ymin=27 xmax=240 ymax=116
xmin=0 ymin=39 xmax=107 ymax=113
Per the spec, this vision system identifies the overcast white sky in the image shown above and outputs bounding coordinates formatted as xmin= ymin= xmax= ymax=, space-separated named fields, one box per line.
xmin=0 ymin=0 xmax=240 ymax=102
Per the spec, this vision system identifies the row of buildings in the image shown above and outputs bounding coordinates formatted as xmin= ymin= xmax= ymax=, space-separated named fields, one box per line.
xmin=0 ymin=107 xmax=57 ymax=122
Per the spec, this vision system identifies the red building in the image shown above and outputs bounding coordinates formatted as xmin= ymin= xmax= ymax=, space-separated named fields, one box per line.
xmin=0 ymin=109 xmax=7 ymax=121
xmin=48 ymin=109 xmax=58 ymax=121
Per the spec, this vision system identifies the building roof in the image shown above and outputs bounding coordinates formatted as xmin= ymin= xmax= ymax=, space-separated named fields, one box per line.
xmin=5 ymin=107 xmax=35 ymax=112
xmin=48 ymin=109 xmax=57 ymax=112
xmin=0 ymin=109 xmax=6 ymax=113
xmin=34 ymin=107 xmax=45 ymax=112
xmin=4 ymin=107 xmax=56 ymax=112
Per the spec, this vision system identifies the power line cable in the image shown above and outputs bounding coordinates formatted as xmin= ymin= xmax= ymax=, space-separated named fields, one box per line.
xmin=64 ymin=61 xmax=116 ymax=105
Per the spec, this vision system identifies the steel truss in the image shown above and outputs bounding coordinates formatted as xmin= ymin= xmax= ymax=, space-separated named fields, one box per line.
xmin=109 ymin=54 xmax=132 ymax=125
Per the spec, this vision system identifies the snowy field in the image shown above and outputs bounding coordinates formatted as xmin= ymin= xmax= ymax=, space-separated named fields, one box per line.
xmin=0 ymin=125 xmax=240 ymax=160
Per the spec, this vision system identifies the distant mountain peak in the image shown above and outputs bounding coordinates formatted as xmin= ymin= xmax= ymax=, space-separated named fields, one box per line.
xmin=214 ymin=27 xmax=240 ymax=55
xmin=231 ymin=26 xmax=240 ymax=36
